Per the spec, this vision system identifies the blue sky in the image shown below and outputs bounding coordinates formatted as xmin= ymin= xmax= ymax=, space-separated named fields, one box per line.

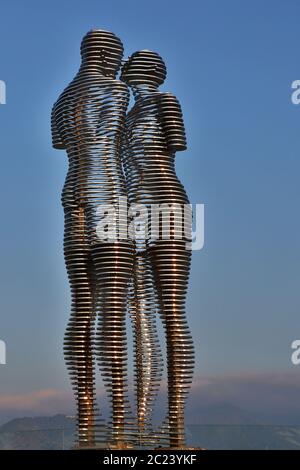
xmin=0 ymin=0 xmax=300 ymax=423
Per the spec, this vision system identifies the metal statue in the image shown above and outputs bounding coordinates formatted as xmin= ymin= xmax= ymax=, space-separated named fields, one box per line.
xmin=51 ymin=30 xmax=134 ymax=448
xmin=52 ymin=32 xmax=194 ymax=450
xmin=121 ymin=50 xmax=194 ymax=448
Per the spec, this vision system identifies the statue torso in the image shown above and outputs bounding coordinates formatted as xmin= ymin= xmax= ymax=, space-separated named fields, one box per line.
xmin=52 ymin=71 xmax=129 ymax=207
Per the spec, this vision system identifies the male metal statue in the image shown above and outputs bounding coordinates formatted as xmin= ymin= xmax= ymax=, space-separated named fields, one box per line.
xmin=51 ymin=30 xmax=133 ymax=448
xmin=121 ymin=50 xmax=195 ymax=448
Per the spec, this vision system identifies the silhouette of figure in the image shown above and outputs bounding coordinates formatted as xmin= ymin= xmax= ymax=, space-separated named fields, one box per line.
xmin=51 ymin=30 xmax=133 ymax=448
xmin=121 ymin=50 xmax=195 ymax=448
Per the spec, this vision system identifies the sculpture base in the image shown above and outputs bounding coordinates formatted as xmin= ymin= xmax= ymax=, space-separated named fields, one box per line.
xmin=105 ymin=443 xmax=135 ymax=450
xmin=154 ymin=446 xmax=204 ymax=451
xmin=74 ymin=443 xmax=135 ymax=450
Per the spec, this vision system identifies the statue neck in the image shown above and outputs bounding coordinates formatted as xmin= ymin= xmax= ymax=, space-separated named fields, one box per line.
xmin=132 ymin=84 xmax=158 ymax=100
xmin=79 ymin=60 xmax=110 ymax=76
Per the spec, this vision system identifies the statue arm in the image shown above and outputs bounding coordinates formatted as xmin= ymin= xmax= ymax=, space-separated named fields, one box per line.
xmin=94 ymin=83 xmax=129 ymax=139
xmin=51 ymin=106 xmax=65 ymax=150
xmin=159 ymin=93 xmax=187 ymax=152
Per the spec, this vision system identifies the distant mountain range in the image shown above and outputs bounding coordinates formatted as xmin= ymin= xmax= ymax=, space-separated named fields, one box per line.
xmin=186 ymin=424 xmax=300 ymax=450
xmin=1 ymin=408 xmax=300 ymax=450
xmin=186 ymin=403 xmax=258 ymax=425
xmin=0 ymin=414 xmax=75 ymax=450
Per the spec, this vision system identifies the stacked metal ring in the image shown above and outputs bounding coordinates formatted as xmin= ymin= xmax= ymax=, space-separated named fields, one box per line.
xmin=121 ymin=50 xmax=194 ymax=448
xmin=52 ymin=30 xmax=134 ymax=448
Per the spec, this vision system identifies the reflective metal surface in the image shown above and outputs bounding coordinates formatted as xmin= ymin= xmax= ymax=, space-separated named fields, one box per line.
xmin=51 ymin=30 xmax=133 ymax=448
xmin=51 ymin=33 xmax=194 ymax=450
xmin=121 ymin=50 xmax=194 ymax=448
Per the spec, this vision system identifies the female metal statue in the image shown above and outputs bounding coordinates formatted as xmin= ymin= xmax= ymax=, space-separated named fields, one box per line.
xmin=121 ymin=50 xmax=195 ymax=448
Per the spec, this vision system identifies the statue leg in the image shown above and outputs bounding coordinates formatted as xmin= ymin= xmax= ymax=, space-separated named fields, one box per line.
xmin=63 ymin=206 xmax=97 ymax=447
xmin=92 ymin=240 xmax=133 ymax=448
xmin=149 ymin=240 xmax=194 ymax=448
xmin=129 ymin=250 xmax=163 ymax=446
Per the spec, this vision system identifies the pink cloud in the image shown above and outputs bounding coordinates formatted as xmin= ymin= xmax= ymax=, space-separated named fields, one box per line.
xmin=0 ymin=389 xmax=69 ymax=413
xmin=186 ymin=371 xmax=300 ymax=423
xmin=1 ymin=371 xmax=300 ymax=425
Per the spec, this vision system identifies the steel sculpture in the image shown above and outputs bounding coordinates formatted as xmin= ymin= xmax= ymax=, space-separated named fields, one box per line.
xmin=121 ymin=50 xmax=194 ymax=449
xmin=52 ymin=31 xmax=194 ymax=450
xmin=51 ymin=30 xmax=134 ymax=448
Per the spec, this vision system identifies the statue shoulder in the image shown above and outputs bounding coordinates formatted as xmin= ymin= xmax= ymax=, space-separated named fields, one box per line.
xmin=88 ymin=77 xmax=129 ymax=101
xmin=158 ymin=92 xmax=187 ymax=152
xmin=159 ymin=92 xmax=182 ymax=110
xmin=112 ymin=79 xmax=130 ymax=97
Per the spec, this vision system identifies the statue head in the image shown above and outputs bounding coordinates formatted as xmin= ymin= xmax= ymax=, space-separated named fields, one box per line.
xmin=80 ymin=29 xmax=124 ymax=77
xmin=120 ymin=50 xmax=167 ymax=88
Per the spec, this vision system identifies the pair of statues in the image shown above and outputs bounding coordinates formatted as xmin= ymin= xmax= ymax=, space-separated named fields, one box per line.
xmin=51 ymin=30 xmax=194 ymax=449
